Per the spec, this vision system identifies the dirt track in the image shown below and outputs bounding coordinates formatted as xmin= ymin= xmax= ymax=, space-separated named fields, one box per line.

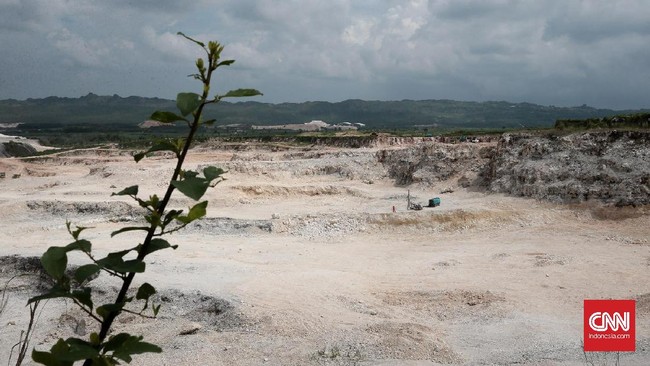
xmin=1 ymin=141 xmax=649 ymax=365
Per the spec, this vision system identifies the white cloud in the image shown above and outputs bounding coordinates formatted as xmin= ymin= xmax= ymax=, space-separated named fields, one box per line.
xmin=47 ymin=28 xmax=109 ymax=67
xmin=142 ymin=28 xmax=203 ymax=61
xmin=342 ymin=18 xmax=376 ymax=46
xmin=226 ymin=32 xmax=282 ymax=69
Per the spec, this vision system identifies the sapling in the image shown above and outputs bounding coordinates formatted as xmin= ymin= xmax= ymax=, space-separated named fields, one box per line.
xmin=28 ymin=32 xmax=261 ymax=365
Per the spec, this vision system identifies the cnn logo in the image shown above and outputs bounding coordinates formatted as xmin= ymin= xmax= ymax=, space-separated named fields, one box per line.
xmin=588 ymin=311 xmax=630 ymax=332
xmin=584 ymin=299 xmax=635 ymax=352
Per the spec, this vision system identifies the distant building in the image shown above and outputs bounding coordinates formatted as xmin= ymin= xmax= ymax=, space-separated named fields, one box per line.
xmin=251 ymin=119 xmax=360 ymax=132
xmin=305 ymin=120 xmax=329 ymax=128
xmin=139 ymin=120 xmax=170 ymax=128
xmin=252 ymin=120 xmax=328 ymax=131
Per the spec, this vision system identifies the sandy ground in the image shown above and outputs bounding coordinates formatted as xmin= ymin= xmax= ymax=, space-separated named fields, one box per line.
xmin=0 ymin=142 xmax=649 ymax=365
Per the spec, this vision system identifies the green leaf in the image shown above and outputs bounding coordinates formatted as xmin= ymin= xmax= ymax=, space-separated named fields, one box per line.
xmin=141 ymin=238 xmax=178 ymax=256
xmin=112 ymin=335 xmax=162 ymax=362
xmin=221 ymin=88 xmax=263 ymax=98
xmin=90 ymin=332 xmax=100 ymax=346
xmin=59 ymin=348 xmax=96 ymax=363
xmin=66 ymin=222 xmax=90 ymax=240
xmin=51 ymin=338 xmax=70 ymax=354
xmin=162 ymin=210 xmax=183 ymax=226
xmin=59 ymin=338 xmax=99 ymax=361
xmin=144 ymin=213 xmax=161 ymax=227
xmin=111 ymin=259 xmax=145 ymax=274
xmin=65 ymin=337 xmax=91 ymax=347
xmin=136 ymin=283 xmax=156 ymax=300
xmin=74 ymin=264 xmax=100 ymax=283
xmin=41 ymin=247 xmax=68 ymax=280
xmin=32 ymin=349 xmax=61 ymax=366
xmin=188 ymin=201 xmax=208 ymax=219
xmin=203 ymin=166 xmax=225 ymax=181
xmin=217 ymin=59 xmax=235 ymax=67
xmin=176 ymin=92 xmax=201 ymax=116
xmin=97 ymin=249 xmax=131 ymax=264
xmin=182 ymin=170 xmax=199 ymax=179
xmin=102 ymin=333 xmax=131 ymax=353
xmin=65 ymin=239 xmax=91 ymax=253
xmin=28 ymin=286 xmax=93 ymax=309
xmin=177 ymin=201 xmax=208 ymax=224
xmin=134 ymin=139 xmax=182 ymax=162
xmin=71 ymin=288 xmax=93 ymax=309
xmin=153 ymin=304 xmax=161 ymax=316
xmin=32 ymin=339 xmax=75 ymax=366
xmin=103 ymin=333 xmax=161 ymax=362
xmin=112 ymin=185 xmax=138 ymax=196
xmin=150 ymin=111 xmax=187 ymax=124
xmin=203 ymin=119 xmax=217 ymax=126
xmin=94 ymin=356 xmax=114 ymax=366
xmin=32 ymin=347 xmax=74 ymax=366
xmin=96 ymin=302 xmax=125 ymax=320
xmin=110 ymin=226 xmax=150 ymax=238
xmin=57 ymin=338 xmax=99 ymax=362
xmin=41 ymin=240 xmax=91 ymax=280
xmin=172 ymin=177 xmax=210 ymax=201
xmin=148 ymin=194 xmax=161 ymax=209
xmin=96 ymin=250 xmax=143 ymax=274
xmin=28 ymin=288 xmax=71 ymax=305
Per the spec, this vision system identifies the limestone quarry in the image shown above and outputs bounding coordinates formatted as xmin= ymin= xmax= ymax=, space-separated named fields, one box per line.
xmin=0 ymin=130 xmax=649 ymax=365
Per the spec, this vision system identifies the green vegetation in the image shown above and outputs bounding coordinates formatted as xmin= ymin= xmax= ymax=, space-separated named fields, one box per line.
xmin=2 ymin=93 xmax=648 ymax=151
xmin=555 ymin=112 xmax=650 ymax=130
xmin=3 ymin=95 xmax=649 ymax=134
xmin=2 ymin=141 xmax=37 ymax=157
xmin=26 ymin=33 xmax=261 ymax=365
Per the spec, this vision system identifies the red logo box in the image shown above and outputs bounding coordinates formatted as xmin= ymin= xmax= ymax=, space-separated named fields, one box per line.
xmin=584 ymin=299 xmax=635 ymax=352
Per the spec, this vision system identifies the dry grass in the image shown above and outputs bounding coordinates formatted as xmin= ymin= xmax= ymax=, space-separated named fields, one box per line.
xmin=232 ymin=184 xmax=364 ymax=197
xmin=368 ymin=209 xmax=518 ymax=232
xmin=589 ymin=205 xmax=649 ymax=221
xmin=565 ymin=201 xmax=650 ymax=221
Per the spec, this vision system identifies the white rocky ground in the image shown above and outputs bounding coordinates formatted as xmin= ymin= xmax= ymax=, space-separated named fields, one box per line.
xmin=0 ymin=137 xmax=649 ymax=365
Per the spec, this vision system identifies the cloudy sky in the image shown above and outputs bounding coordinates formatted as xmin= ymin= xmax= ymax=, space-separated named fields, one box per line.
xmin=1 ymin=0 xmax=649 ymax=109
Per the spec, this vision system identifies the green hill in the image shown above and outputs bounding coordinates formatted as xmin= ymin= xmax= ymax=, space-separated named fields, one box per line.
xmin=1 ymin=93 xmax=647 ymax=130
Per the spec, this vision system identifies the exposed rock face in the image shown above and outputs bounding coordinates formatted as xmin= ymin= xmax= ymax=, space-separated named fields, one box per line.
xmin=375 ymin=130 xmax=649 ymax=206
xmin=377 ymin=143 xmax=494 ymax=186
xmin=484 ymin=131 xmax=650 ymax=206
xmin=206 ymin=135 xmax=498 ymax=150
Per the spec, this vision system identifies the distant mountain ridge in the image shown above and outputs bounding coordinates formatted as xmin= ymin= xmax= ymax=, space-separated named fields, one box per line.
xmin=1 ymin=93 xmax=647 ymax=129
